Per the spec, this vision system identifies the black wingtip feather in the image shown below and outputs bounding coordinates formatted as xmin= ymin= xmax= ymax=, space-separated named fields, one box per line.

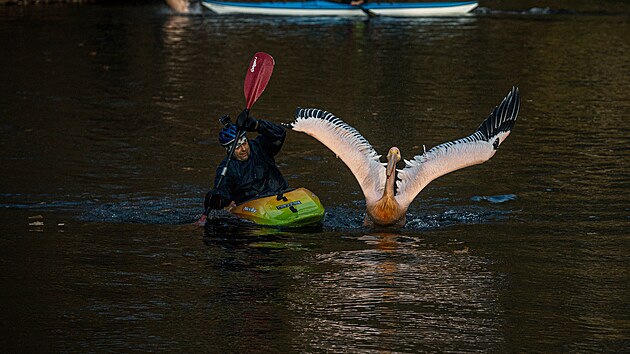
xmin=477 ymin=86 xmax=521 ymax=140
xmin=286 ymin=107 xmax=308 ymax=128
xmin=295 ymin=107 xmax=338 ymax=123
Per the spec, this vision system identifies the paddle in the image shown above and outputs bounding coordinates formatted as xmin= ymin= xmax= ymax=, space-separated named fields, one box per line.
xmin=243 ymin=52 xmax=275 ymax=111
xmin=197 ymin=52 xmax=275 ymax=225
xmin=221 ymin=51 xmax=275 ymax=188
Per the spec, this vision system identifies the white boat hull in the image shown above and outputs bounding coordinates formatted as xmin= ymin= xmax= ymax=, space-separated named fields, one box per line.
xmin=369 ymin=3 xmax=478 ymax=17
xmin=203 ymin=2 xmax=365 ymax=16
xmin=201 ymin=1 xmax=478 ymax=17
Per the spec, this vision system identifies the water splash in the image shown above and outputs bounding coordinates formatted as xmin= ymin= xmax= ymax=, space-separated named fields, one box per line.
xmin=404 ymin=204 xmax=512 ymax=230
xmin=2 ymin=190 xmax=512 ymax=230
xmin=470 ymin=194 xmax=518 ymax=204
xmin=80 ymin=196 xmax=200 ymax=225
xmin=316 ymin=203 xmax=513 ymax=232
xmin=82 ymin=199 xmax=512 ymax=230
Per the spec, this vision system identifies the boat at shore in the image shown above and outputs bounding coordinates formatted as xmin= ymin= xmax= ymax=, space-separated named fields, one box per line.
xmin=227 ymin=187 xmax=325 ymax=227
xmin=200 ymin=0 xmax=478 ymax=17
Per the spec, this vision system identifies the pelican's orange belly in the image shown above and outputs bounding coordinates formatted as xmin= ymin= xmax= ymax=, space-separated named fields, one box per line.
xmin=367 ymin=197 xmax=406 ymax=226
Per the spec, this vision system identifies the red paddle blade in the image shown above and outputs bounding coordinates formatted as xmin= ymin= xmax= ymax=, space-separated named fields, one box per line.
xmin=244 ymin=52 xmax=275 ymax=109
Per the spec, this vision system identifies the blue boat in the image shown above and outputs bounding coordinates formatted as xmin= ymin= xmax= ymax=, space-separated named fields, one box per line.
xmin=201 ymin=0 xmax=478 ymax=17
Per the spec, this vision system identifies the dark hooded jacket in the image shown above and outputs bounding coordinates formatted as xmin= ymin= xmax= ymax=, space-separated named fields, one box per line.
xmin=212 ymin=120 xmax=288 ymax=205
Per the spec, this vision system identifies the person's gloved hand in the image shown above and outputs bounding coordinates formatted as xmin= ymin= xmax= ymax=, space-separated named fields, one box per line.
xmin=236 ymin=108 xmax=258 ymax=132
xmin=204 ymin=191 xmax=228 ymax=210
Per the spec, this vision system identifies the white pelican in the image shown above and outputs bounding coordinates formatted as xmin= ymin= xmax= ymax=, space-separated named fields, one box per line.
xmin=285 ymin=87 xmax=521 ymax=227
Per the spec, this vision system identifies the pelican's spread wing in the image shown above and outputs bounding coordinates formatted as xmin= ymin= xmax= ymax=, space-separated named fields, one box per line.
xmin=286 ymin=108 xmax=386 ymax=204
xmin=396 ymin=87 xmax=521 ymax=208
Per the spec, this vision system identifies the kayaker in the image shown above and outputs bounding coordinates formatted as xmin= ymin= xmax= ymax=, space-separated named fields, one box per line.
xmin=203 ymin=109 xmax=289 ymax=212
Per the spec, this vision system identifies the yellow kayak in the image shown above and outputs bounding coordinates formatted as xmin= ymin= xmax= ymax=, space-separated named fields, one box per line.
xmin=228 ymin=187 xmax=325 ymax=227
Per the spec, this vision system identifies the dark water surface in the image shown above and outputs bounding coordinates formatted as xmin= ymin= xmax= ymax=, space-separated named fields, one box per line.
xmin=1 ymin=1 xmax=629 ymax=352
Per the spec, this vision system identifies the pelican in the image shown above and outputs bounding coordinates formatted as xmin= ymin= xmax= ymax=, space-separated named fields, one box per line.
xmin=285 ymin=87 xmax=521 ymax=227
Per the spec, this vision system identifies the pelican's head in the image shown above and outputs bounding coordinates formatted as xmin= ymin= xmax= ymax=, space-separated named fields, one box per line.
xmin=386 ymin=147 xmax=401 ymax=177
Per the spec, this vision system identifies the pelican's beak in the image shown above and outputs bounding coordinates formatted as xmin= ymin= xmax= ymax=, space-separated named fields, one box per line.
xmin=386 ymin=147 xmax=401 ymax=178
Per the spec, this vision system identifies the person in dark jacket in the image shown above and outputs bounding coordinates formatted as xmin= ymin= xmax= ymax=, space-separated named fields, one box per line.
xmin=203 ymin=110 xmax=289 ymax=212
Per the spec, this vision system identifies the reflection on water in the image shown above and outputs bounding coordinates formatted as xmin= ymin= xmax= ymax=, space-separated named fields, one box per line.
xmin=290 ymin=232 xmax=503 ymax=352
xmin=1 ymin=2 xmax=629 ymax=352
